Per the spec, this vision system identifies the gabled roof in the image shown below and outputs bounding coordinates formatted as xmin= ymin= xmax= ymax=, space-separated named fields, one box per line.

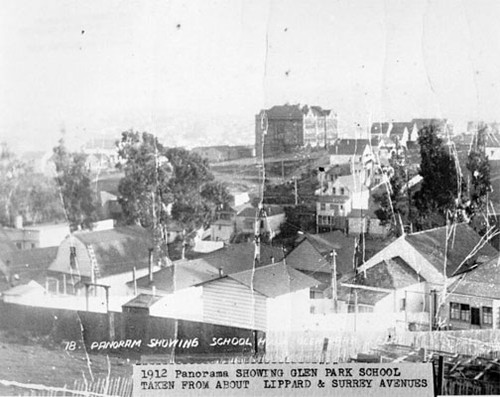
xmin=449 ymin=255 xmax=500 ymax=299
xmin=227 ymin=261 xmax=318 ymax=298
xmin=129 ymin=259 xmax=220 ymax=294
xmin=237 ymin=205 xmax=284 ymax=218
xmin=347 ymin=257 xmax=424 ymax=290
xmin=70 ymin=226 xmax=154 ymax=278
xmin=405 ymin=223 xmax=498 ymax=277
xmin=329 ymin=139 xmax=370 ymax=156
xmin=5 ymin=246 xmax=58 ymax=284
xmin=285 ymin=239 xmax=330 ymax=274
xmin=337 ymin=285 xmax=390 ymax=306
xmin=298 ymin=231 xmax=396 ymax=278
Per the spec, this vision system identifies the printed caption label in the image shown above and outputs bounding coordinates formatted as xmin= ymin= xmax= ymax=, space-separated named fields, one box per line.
xmin=133 ymin=362 xmax=434 ymax=396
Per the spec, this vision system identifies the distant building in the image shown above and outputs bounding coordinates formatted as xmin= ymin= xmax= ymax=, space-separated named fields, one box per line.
xmin=235 ymin=205 xmax=285 ymax=239
xmin=255 ymin=104 xmax=337 ymax=157
xmin=191 ymin=145 xmax=254 ymax=163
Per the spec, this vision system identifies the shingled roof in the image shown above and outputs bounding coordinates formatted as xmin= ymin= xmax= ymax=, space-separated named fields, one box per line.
xmin=405 ymin=223 xmax=498 ymax=277
xmin=449 ymin=255 xmax=500 ymax=299
xmin=227 ymin=261 xmax=318 ymax=298
xmin=347 ymin=256 xmax=424 ymax=290
xmin=52 ymin=226 xmax=154 ymax=279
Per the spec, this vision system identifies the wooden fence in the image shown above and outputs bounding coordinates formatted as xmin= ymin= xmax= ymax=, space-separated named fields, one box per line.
xmin=3 ymin=377 xmax=133 ymax=397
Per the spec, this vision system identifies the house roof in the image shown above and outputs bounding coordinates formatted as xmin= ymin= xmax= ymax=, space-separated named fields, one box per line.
xmin=337 ymin=285 xmax=390 ymax=306
xmin=298 ymin=231 xmax=396 ymax=278
xmin=130 ymin=259 xmax=220 ymax=293
xmin=131 ymin=242 xmax=286 ymax=293
xmin=0 ymin=227 xmax=39 ymax=243
xmin=285 ymin=238 xmax=330 ymax=274
xmin=4 ymin=246 xmax=58 ymax=284
xmin=449 ymin=255 xmax=500 ymax=299
xmin=329 ymin=139 xmax=369 ymax=156
xmin=122 ymin=293 xmax=162 ymax=309
xmin=303 ymin=105 xmax=332 ymax=117
xmin=71 ymin=226 xmax=154 ymax=278
xmin=227 ymin=261 xmax=319 ymax=298
xmin=237 ymin=205 xmax=284 ymax=218
xmin=2 ymin=280 xmax=45 ymax=297
xmin=347 ymin=256 xmax=424 ymax=290
xmin=405 ymin=223 xmax=498 ymax=277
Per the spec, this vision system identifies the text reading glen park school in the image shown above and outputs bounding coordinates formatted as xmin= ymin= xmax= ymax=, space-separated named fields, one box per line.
xmin=134 ymin=363 xmax=434 ymax=397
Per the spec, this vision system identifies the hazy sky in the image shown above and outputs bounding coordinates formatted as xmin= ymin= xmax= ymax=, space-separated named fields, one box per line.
xmin=1 ymin=0 xmax=500 ymax=151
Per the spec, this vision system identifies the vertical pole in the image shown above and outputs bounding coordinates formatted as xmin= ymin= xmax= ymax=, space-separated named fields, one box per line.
xmin=85 ymin=284 xmax=89 ymax=312
xmin=294 ymin=177 xmax=298 ymax=205
xmin=281 ymin=160 xmax=285 ymax=181
xmin=62 ymin=274 xmax=67 ymax=295
xmin=331 ymin=250 xmax=338 ymax=313
xmin=354 ymin=290 xmax=358 ymax=332
xmin=148 ymin=248 xmax=154 ymax=283
xmin=133 ymin=267 xmax=137 ymax=295
xmin=435 ymin=355 xmax=444 ymax=396
xmin=405 ymin=290 xmax=408 ymax=330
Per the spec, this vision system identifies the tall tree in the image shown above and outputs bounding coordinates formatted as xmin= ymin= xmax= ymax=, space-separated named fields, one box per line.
xmin=373 ymin=151 xmax=417 ymax=235
xmin=413 ymin=124 xmax=465 ymax=229
xmin=0 ymin=143 xmax=65 ymax=226
xmin=466 ymin=126 xmax=492 ymax=233
xmin=117 ymin=131 xmax=232 ymax=259
xmin=53 ymin=139 xmax=97 ymax=231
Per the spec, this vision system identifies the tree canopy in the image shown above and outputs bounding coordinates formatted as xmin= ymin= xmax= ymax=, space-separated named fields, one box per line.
xmin=53 ymin=139 xmax=97 ymax=231
xmin=117 ymin=130 xmax=232 ymax=258
xmin=0 ymin=143 xmax=65 ymax=226
xmin=413 ymin=124 xmax=465 ymax=229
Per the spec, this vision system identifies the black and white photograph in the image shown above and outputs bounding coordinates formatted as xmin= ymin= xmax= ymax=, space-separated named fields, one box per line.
xmin=1 ymin=0 xmax=500 ymax=395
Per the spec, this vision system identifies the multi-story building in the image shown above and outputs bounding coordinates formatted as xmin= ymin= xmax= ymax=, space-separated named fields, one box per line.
xmin=255 ymin=104 xmax=337 ymax=157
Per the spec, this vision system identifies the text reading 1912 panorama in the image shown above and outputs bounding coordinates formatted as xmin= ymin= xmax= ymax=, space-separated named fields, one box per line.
xmin=133 ymin=363 xmax=434 ymax=397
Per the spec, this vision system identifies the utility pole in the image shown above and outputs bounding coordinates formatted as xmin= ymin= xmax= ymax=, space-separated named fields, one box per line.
xmin=294 ymin=177 xmax=298 ymax=205
xmin=331 ymin=250 xmax=338 ymax=313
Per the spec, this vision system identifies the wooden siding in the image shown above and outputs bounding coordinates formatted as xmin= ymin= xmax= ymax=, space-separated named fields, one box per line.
xmin=202 ymin=278 xmax=267 ymax=331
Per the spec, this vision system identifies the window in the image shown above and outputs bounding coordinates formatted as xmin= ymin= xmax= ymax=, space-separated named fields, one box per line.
xmin=218 ymin=225 xmax=222 ymax=231
xmin=332 ymin=187 xmax=336 ymax=194
xmin=471 ymin=307 xmax=480 ymax=326
xmin=16 ymin=242 xmax=22 ymax=249
xmin=320 ymin=203 xmax=326 ymax=211
xmin=69 ymin=246 xmax=76 ymax=268
xmin=260 ymin=220 xmax=264 ymax=228
xmin=340 ymin=188 xmax=345 ymax=195
xmin=330 ymin=204 xmax=335 ymax=210
xmin=483 ymin=307 xmax=493 ymax=325
xmin=310 ymin=290 xmax=323 ymax=299
xmin=450 ymin=302 xmax=460 ymax=320
xmin=340 ymin=205 xmax=344 ymax=210
xmin=400 ymin=298 xmax=406 ymax=311
xmin=460 ymin=304 xmax=470 ymax=322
